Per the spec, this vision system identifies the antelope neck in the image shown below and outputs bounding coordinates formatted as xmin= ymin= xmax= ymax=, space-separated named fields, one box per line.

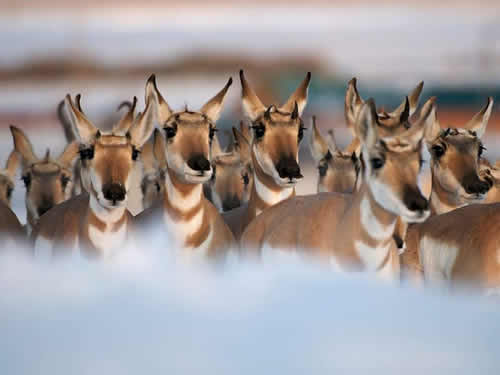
xmin=429 ymin=175 xmax=462 ymax=215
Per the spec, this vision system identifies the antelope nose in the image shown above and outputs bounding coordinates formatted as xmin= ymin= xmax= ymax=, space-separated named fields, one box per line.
xmin=403 ymin=188 xmax=429 ymax=212
xmin=102 ymin=183 xmax=126 ymax=203
xmin=276 ymin=157 xmax=303 ymax=180
xmin=188 ymin=154 xmax=211 ymax=172
xmin=222 ymin=194 xmax=241 ymax=212
xmin=463 ymin=173 xmax=491 ymax=195
xmin=37 ymin=199 xmax=54 ymax=217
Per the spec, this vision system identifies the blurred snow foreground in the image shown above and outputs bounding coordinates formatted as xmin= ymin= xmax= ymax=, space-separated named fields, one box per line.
xmin=1 ymin=241 xmax=500 ymax=374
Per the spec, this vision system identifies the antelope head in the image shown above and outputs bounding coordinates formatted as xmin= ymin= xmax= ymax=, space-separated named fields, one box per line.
xmin=64 ymin=85 xmax=156 ymax=209
xmin=345 ymin=78 xmax=424 ymax=138
xmin=240 ymin=70 xmax=310 ymax=187
xmin=479 ymin=159 xmax=500 ymax=204
xmin=10 ymin=126 xmax=79 ymax=225
xmin=425 ymin=97 xmax=493 ymax=205
xmin=0 ymin=150 xmax=19 ymax=207
xmin=148 ymin=75 xmax=232 ymax=184
xmin=309 ymin=117 xmax=360 ymax=194
xmin=207 ymin=125 xmax=253 ymax=211
xmin=355 ymin=98 xmax=434 ymax=223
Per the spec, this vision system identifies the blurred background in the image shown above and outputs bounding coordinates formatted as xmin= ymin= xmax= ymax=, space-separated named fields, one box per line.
xmin=1 ymin=0 xmax=500 ymax=220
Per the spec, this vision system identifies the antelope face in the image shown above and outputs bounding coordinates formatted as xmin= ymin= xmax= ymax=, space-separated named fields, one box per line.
xmin=240 ymin=70 xmax=311 ymax=187
xmin=309 ymin=118 xmax=360 ymax=194
xmin=356 ymin=99 xmax=433 ymax=223
xmin=425 ymin=97 xmax=493 ymax=204
xmin=148 ymin=75 xmax=233 ymax=186
xmin=0 ymin=151 xmax=19 ymax=207
xmin=10 ymin=126 xmax=78 ymax=222
xmin=479 ymin=159 xmax=500 ymax=204
xmin=209 ymin=154 xmax=253 ymax=211
xmin=64 ymin=80 xmax=156 ymax=209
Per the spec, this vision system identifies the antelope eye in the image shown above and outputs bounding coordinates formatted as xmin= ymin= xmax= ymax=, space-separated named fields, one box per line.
xmin=60 ymin=175 xmax=70 ymax=189
xmin=318 ymin=163 xmax=328 ymax=177
xmin=155 ymin=182 xmax=161 ymax=193
xmin=6 ymin=186 xmax=13 ymax=199
xmin=22 ymin=174 xmax=31 ymax=189
xmin=209 ymin=127 xmax=218 ymax=141
xmin=164 ymin=126 xmax=177 ymax=139
xmin=298 ymin=126 xmax=306 ymax=142
xmin=478 ymin=144 xmax=486 ymax=158
xmin=252 ymin=124 xmax=266 ymax=139
xmin=79 ymin=146 xmax=94 ymax=160
xmin=370 ymin=157 xmax=385 ymax=170
xmin=432 ymin=144 xmax=445 ymax=158
xmin=242 ymin=173 xmax=250 ymax=185
xmin=132 ymin=147 xmax=140 ymax=161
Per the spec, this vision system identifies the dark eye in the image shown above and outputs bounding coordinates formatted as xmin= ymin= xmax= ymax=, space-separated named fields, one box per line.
xmin=478 ymin=145 xmax=486 ymax=158
xmin=79 ymin=146 xmax=94 ymax=160
xmin=155 ymin=182 xmax=161 ymax=193
xmin=242 ymin=173 xmax=250 ymax=185
xmin=252 ymin=124 xmax=266 ymax=139
xmin=60 ymin=175 xmax=70 ymax=189
xmin=132 ymin=147 xmax=140 ymax=161
xmin=209 ymin=127 xmax=217 ymax=141
xmin=318 ymin=163 xmax=328 ymax=177
xmin=22 ymin=174 xmax=31 ymax=189
xmin=298 ymin=126 xmax=306 ymax=142
xmin=164 ymin=126 xmax=177 ymax=139
xmin=370 ymin=157 xmax=385 ymax=170
xmin=432 ymin=144 xmax=445 ymax=158
xmin=6 ymin=186 xmax=13 ymax=199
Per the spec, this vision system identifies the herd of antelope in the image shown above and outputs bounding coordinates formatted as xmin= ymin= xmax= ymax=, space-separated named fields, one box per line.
xmin=0 ymin=70 xmax=499 ymax=294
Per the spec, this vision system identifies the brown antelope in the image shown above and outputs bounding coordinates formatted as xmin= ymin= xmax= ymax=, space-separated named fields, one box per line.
xmin=139 ymin=139 xmax=166 ymax=211
xmin=309 ymin=116 xmax=360 ymax=194
xmin=32 ymin=81 xmax=156 ymax=257
xmin=401 ymin=97 xmax=494 ymax=283
xmin=133 ymin=75 xmax=235 ymax=257
xmin=222 ymin=70 xmax=311 ymax=239
xmin=10 ymin=126 xmax=79 ymax=234
xmin=0 ymin=150 xmax=24 ymax=248
xmin=241 ymin=98 xmax=434 ymax=281
xmin=479 ymin=159 xmax=500 ymax=203
xmin=205 ymin=125 xmax=253 ymax=212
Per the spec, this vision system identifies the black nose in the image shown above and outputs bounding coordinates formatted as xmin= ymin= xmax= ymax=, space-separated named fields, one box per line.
xmin=187 ymin=154 xmax=211 ymax=172
xmin=102 ymin=183 xmax=126 ymax=203
xmin=222 ymin=194 xmax=241 ymax=212
xmin=37 ymin=199 xmax=54 ymax=217
xmin=403 ymin=188 xmax=429 ymax=212
xmin=276 ymin=156 xmax=302 ymax=180
xmin=463 ymin=172 xmax=491 ymax=195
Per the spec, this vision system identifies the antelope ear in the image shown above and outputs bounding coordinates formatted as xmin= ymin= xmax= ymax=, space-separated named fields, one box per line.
xmin=240 ymin=70 xmax=266 ymax=121
xmin=239 ymin=121 xmax=251 ymax=143
xmin=465 ymin=97 xmax=493 ymax=138
xmin=355 ymin=99 xmax=379 ymax=150
xmin=153 ymin=128 xmax=167 ymax=171
xmin=57 ymin=142 xmax=80 ymax=169
xmin=280 ymin=72 xmax=311 ymax=115
xmin=326 ymin=129 xmax=339 ymax=154
xmin=64 ymin=94 xmax=99 ymax=144
xmin=211 ymin=131 xmax=223 ymax=158
xmin=10 ymin=126 xmax=38 ymax=168
xmin=309 ymin=116 xmax=329 ymax=162
xmin=405 ymin=97 xmax=436 ymax=146
xmin=232 ymin=126 xmax=251 ymax=163
xmin=5 ymin=150 xmax=20 ymax=179
xmin=113 ymin=96 xmax=137 ymax=135
xmin=146 ymin=74 xmax=173 ymax=125
xmin=344 ymin=77 xmax=364 ymax=133
xmin=140 ymin=141 xmax=155 ymax=172
xmin=200 ymin=77 xmax=233 ymax=123
xmin=389 ymin=81 xmax=424 ymax=118
xmin=128 ymin=78 xmax=158 ymax=148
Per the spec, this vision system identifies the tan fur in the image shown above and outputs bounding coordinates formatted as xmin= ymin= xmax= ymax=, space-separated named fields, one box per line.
xmin=0 ymin=150 xmax=19 ymax=207
xmin=241 ymin=99 xmax=433 ymax=280
xmin=139 ymin=140 xmax=165 ymax=211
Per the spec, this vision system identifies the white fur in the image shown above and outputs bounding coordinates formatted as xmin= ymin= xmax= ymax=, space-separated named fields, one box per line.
xmin=420 ymin=235 xmax=459 ymax=285
xmin=360 ymin=197 xmax=396 ymax=240
xmin=354 ymin=240 xmax=394 ymax=280
xmin=165 ymin=172 xmax=204 ymax=212
xmin=254 ymin=174 xmax=293 ymax=207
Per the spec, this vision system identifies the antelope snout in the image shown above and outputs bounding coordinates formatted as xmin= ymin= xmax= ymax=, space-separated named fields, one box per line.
xmin=37 ymin=198 xmax=54 ymax=217
xmin=403 ymin=188 xmax=429 ymax=213
xmin=276 ymin=156 xmax=302 ymax=180
xmin=188 ymin=154 xmax=211 ymax=173
xmin=463 ymin=172 xmax=491 ymax=196
xmin=102 ymin=183 xmax=126 ymax=204
xmin=222 ymin=194 xmax=241 ymax=212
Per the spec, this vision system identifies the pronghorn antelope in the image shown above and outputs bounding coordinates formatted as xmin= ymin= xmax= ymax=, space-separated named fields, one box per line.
xmin=10 ymin=126 xmax=79 ymax=234
xmin=133 ymin=75 xmax=235 ymax=257
xmin=205 ymin=124 xmax=253 ymax=212
xmin=222 ymin=70 xmax=311 ymax=239
xmin=32 ymin=83 xmax=156 ymax=257
xmin=139 ymin=138 xmax=166 ymax=211
xmin=479 ymin=159 xmax=500 ymax=204
xmin=0 ymin=150 xmax=24 ymax=248
xmin=401 ymin=97 xmax=494 ymax=282
xmin=241 ymin=98 xmax=434 ymax=280
xmin=309 ymin=116 xmax=360 ymax=194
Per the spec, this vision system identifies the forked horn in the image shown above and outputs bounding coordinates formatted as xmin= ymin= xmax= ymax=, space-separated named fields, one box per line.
xmin=113 ymin=96 xmax=138 ymax=135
